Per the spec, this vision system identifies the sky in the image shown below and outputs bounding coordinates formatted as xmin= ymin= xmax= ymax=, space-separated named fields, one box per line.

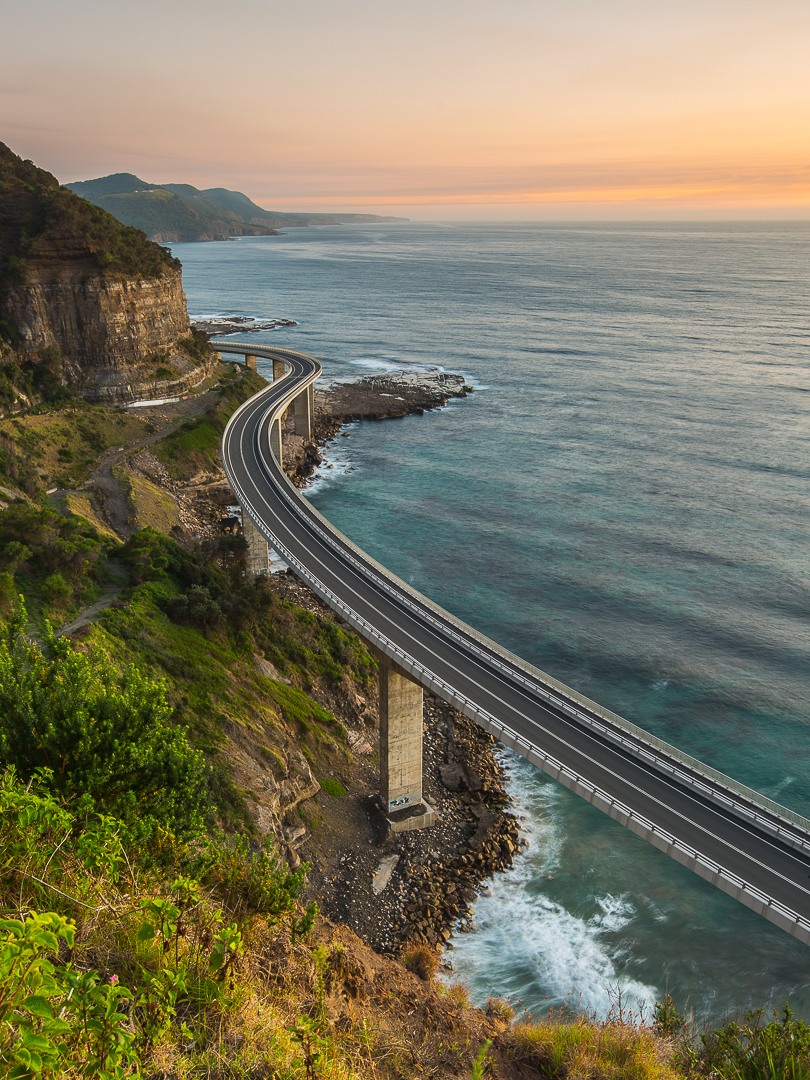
xmin=1 ymin=0 xmax=808 ymax=219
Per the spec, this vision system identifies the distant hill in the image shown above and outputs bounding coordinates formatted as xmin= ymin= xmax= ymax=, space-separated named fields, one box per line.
xmin=66 ymin=174 xmax=407 ymax=243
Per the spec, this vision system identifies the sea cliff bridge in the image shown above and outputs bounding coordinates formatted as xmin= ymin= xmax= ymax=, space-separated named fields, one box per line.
xmin=216 ymin=340 xmax=810 ymax=946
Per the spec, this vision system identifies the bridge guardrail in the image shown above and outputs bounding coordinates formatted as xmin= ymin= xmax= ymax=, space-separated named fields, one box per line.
xmin=218 ymin=341 xmax=810 ymax=859
xmin=240 ymin=499 xmax=810 ymax=949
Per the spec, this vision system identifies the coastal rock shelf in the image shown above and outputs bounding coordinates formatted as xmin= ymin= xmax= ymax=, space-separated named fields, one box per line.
xmin=191 ymin=315 xmax=298 ymax=335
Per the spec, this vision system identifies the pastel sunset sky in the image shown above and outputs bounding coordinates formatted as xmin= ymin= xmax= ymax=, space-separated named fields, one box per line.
xmin=2 ymin=0 xmax=808 ymax=219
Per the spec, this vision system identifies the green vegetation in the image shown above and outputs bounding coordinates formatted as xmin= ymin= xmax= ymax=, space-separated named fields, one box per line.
xmin=152 ymin=365 xmax=266 ymax=480
xmin=0 ymin=768 xmax=320 ymax=1079
xmin=0 ymin=348 xmax=75 ymax=411
xmin=0 ymin=141 xmax=178 ymax=301
xmin=0 ymin=395 xmax=150 ymax=496
xmin=0 ymin=501 xmax=113 ymax=621
xmin=319 ymin=778 xmax=348 ymax=798
xmin=0 ymin=603 xmax=206 ymax=847
xmin=0 ymin=499 xmax=375 ymax=832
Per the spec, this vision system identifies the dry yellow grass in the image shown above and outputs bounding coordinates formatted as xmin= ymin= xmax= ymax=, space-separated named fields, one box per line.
xmin=508 ymin=1012 xmax=679 ymax=1080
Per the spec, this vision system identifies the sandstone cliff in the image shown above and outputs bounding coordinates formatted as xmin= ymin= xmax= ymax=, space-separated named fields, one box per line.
xmin=0 ymin=142 xmax=212 ymax=406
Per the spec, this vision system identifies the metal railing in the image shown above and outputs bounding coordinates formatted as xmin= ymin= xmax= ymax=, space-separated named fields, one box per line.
xmin=217 ymin=340 xmax=810 ymax=857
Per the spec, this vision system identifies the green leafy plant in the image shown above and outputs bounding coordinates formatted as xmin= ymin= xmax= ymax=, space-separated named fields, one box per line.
xmin=0 ymin=911 xmax=138 ymax=1079
xmin=197 ymin=831 xmax=308 ymax=923
xmin=691 ymin=1005 xmax=810 ymax=1080
xmin=0 ymin=600 xmax=207 ymax=849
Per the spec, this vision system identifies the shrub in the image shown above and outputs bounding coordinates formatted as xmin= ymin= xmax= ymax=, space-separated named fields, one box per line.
xmin=195 ymin=831 xmax=309 ymax=922
xmin=0 ymin=600 xmax=207 ymax=847
xmin=690 ymin=1005 xmax=810 ymax=1080
xmin=43 ymin=571 xmax=71 ymax=607
xmin=401 ymin=943 xmax=439 ymax=982
xmin=166 ymin=584 xmax=223 ymax=629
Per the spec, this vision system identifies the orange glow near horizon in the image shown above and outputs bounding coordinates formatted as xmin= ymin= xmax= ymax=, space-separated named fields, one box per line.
xmin=1 ymin=0 xmax=808 ymax=220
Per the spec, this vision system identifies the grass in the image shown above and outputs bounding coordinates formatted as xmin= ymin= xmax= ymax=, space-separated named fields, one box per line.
xmin=153 ymin=366 xmax=266 ymax=480
xmin=401 ymin=943 xmax=439 ymax=982
xmin=0 ymin=403 xmax=151 ymax=495
xmin=113 ymin=465 xmax=180 ymax=532
xmin=508 ymin=1010 xmax=680 ymax=1080
xmin=319 ymin=778 xmax=348 ymax=798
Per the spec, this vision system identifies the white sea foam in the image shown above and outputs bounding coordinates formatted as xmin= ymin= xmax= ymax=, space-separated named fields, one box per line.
xmin=302 ymin=428 xmax=360 ymax=496
xmin=449 ymin=752 xmax=658 ymax=1018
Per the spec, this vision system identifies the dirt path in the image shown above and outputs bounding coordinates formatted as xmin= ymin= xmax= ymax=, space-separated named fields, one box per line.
xmin=56 ymin=561 xmax=129 ymax=637
xmin=83 ymin=395 xmax=216 ymax=538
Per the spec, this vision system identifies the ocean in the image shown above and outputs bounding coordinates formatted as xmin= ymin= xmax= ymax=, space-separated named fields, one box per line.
xmin=171 ymin=220 xmax=810 ymax=1024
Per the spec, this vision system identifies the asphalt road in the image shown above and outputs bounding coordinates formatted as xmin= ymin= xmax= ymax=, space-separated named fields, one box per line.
xmin=219 ymin=341 xmax=810 ymax=944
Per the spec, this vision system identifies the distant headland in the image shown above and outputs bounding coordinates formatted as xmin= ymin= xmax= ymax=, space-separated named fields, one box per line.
xmin=66 ymin=173 xmax=408 ymax=243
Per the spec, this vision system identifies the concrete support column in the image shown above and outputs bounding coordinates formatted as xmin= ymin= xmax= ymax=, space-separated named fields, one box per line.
xmin=245 ymin=354 xmax=257 ymax=371
xmin=293 ymin=388 xmax=312 ymax=438
xmin=308 ymin=383 xmax=314 ymax=418
xmin=213 ymin=350 xmax=222 ymax=361
xmin=273 ymin=358 xmax=285 ymax=381
xmin=242 ymin=510 xmax=269 ymax=576
xmin=377 ymin=654 xmax=424 ymax=812
xmin=270 ymin=418 xmax=282 ymax=464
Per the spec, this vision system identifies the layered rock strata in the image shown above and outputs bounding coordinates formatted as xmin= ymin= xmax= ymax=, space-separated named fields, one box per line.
xmin=0 ymin=141 xmax=207 ymax=406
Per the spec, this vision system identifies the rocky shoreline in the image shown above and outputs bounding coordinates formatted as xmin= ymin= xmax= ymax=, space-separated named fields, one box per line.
xmin=191 ymin=315 xmax=298 ymax=335
xmin=270 ymin=565 xmax=524 ymax=959
xmin=281 ymin=367 xmax=475 ymax=489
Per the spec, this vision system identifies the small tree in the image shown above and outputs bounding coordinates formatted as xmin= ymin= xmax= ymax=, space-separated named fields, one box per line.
xmin=0 ymin=602 xmax=207 ymax=847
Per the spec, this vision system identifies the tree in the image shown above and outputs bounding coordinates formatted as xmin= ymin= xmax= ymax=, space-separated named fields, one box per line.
xmin=0 ymin=602 xmax=207 ymax=847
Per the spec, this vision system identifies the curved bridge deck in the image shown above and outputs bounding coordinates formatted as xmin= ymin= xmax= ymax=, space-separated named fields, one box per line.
xmin=217 ymin=340 xmax=810 ymax=945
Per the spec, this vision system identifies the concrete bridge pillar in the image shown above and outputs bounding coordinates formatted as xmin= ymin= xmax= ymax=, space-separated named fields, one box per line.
xmin=270 ymin=418 xmax=282 ymax=464
xmin=273 ymin=358 xmax=285 ymax=381
xmin=245 ymin=354 xmax=257 ymax=371
xmin=293 ymin=388 xmax=312 ymax=438
xmin=372 ymin=649 xmax=437 ymax=831
xmin=242 ymin=510 xmax=269 ymax=576
xmin=213 ymin=350 xmax=222 ymax=361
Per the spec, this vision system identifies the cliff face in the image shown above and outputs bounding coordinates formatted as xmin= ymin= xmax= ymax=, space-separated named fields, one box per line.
xmin=0 ymin=142 xmax=210 ymax=405
xmin=5 ymin=261 xmax=189 ymax=376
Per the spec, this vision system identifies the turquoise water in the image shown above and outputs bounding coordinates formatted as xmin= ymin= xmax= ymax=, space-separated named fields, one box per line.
xmin=172 ymin=222 xmax=810 ymax=1023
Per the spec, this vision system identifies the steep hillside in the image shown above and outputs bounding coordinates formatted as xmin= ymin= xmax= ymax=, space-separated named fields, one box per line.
xmin=0 ymin=143 xmax=214 ymax=406
xmin=67 ymin=172 xmax=407 ymax=241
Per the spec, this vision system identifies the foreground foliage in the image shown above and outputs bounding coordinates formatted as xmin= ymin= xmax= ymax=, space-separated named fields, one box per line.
xmin=0 ymin=769 xmax=316 ymax=1078
xmin=0 ymin=602 xmax=206 ymax=848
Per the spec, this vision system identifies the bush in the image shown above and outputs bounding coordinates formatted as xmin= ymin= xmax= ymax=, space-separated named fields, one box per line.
xmin=0 ymin=601 xmax=207 ymax=847
xmin=43 ymin=571 xmax=71 ymax=607
xmin=195 ymin=831 xmax=309 ymax=922
xmin=690 ymin=1005 xmax=810 ymax=1079
xmin=401 ymin=943 xmax=439 ymax=982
